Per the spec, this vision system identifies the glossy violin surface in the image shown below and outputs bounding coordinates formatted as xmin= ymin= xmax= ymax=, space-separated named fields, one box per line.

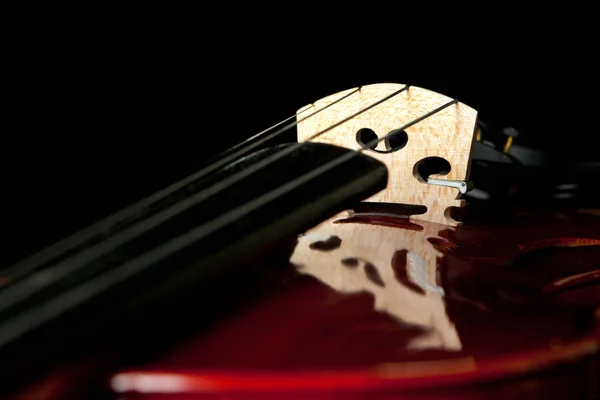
xmin=110 ymin=207 xmax=600 ymax=399
xmin=5 ymin=83 xmax=599 ymax=399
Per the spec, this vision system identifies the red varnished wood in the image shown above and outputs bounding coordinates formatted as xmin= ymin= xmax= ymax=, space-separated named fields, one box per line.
xmin=110 ymin=208 xmax=600 ymax=399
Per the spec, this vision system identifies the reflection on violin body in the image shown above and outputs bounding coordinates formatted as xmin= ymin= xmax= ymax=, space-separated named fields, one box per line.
xmin=110 ymin=208 xmax=599 ymax=399
xmin=291 ymin=211 xmax=462 ymax=352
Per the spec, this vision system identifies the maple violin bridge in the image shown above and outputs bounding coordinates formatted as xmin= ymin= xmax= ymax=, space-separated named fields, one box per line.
xmin=297 ymin=83 xmax=478 ymax=226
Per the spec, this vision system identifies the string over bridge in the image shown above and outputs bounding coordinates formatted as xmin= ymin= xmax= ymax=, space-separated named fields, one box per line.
xmin=297 ymin=83 xmax=478 ymax=226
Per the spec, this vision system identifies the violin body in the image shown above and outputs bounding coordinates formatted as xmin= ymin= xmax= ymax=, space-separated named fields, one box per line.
xmin=5 ymin=84 xmax=599 ymax=399
xmin=105 ymin=207 xmax=599 ymax=399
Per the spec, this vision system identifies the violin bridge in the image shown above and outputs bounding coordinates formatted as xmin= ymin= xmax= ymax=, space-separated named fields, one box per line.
xmin=297 ymin=83 xmax=478 ymax=227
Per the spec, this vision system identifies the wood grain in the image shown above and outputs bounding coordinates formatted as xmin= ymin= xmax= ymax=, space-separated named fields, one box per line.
xmin=297 ymin=83 xmax=478 ymax=226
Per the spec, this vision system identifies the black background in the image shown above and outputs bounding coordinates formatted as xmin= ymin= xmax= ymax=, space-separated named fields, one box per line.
xmin=3 ymin=14 xmax=599 ymax=267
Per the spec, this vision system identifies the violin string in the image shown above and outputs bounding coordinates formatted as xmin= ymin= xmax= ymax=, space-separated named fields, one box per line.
xmin=1 ymin=87 xmax=361 ymax=281
xmin=193 ymin=98 xmax=460 ymax=241
xmin=0 ymin=85 xmax=408 ymax=314
xmin=0 ymin=95 xmax=458 ymax=347
xmin=200 ymin=88 xmax=359 ymax=168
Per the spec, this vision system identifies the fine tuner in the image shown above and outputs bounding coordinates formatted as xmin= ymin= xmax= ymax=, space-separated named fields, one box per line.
xmin=426 ymin=177 xmax=473 ymax=194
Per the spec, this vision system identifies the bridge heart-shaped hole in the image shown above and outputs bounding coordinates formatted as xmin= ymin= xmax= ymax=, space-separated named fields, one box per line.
xmin=356 ymin=128 xmax=379 ymax=150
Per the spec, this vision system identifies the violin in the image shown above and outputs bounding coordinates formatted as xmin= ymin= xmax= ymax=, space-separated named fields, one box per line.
xmin=2 ymin=83 xmax=598 ymax=399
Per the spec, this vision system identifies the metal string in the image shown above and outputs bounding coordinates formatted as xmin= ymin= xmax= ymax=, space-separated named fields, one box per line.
xmin=200 ymin=87 xmax=361 ymax=170
xmin=0 ymin=96 xmax=459 ymax=347
xmin=0 ymin=85 xmax=408 ymax=313
xmin=0 ymin=87 xmax=360 ymax=281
